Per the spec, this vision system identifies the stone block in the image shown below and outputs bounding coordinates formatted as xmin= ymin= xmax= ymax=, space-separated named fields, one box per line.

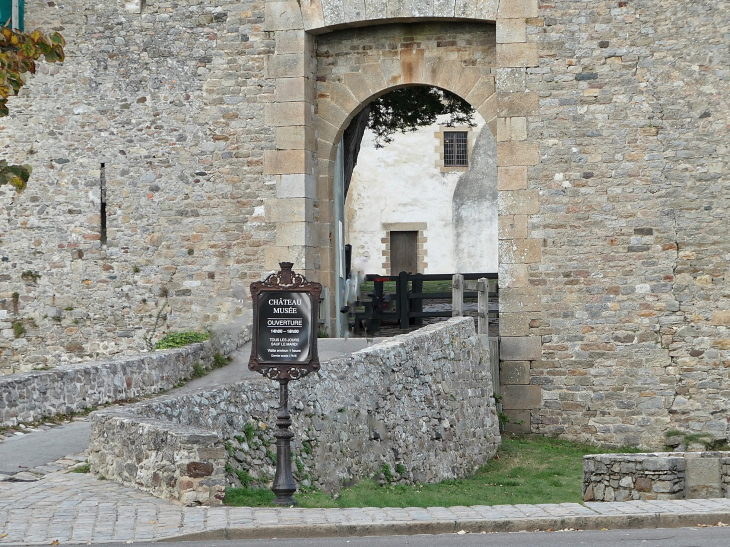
xmin=497 ymin=91 xmax=539 ymax=117
xmin=501 ymin=361 xmax=530 ymax=384
xmin=497 ymin=18 xmax=527 ymax=43
xmin=452 ymin=66 xmax=484 ymax=102
xmin=275 ymin=77 xmax=316 ymax=103
xmin=501 ymin=384 xmax=542 ymax=410
xmin=265 ymin=102 xmax=310 ymax=127
xmin=476 ymin=93 xmax=498 ymax=127
xmin=497 ymin=43 xmax=539 ymax=68
xmin=317 ymin=99 xmax=349 ymax=131
xmin=360 ymin=63 xmax=387 ymax=95
xmin=277 ymin=173 xmax=317 ymax=199
xmin=496 ymin=67 xmax=527 ymax=93
xmin=300 ymin=0 xmax=327 ymax=31
xmin=497 ymin=0 xmax=538 ymax=19
xmin=264 ymin=150 xmax=314 ymax=175
xmin=265 ymin=54 xmax=310 ymax=79
xmin=124 ymin=0 xmax=142 ymax=13
xmin=499 ymin=288 xmax=541 ymax=313
xmin=499 ymin=238 xmax=542 ymax=264
xmin=475 ymin=0 xmax=499 ymax=20
xmin=343 ymin=72 xmax=378 ymax=102
xmin=499 ymin=312 xmax=530 ymax=336
xmin=498 ymin=189 xmax=539 ymax=215
xmin=498 ymin=263 xmax=528 ymax=289
xmin=400 ymin=47 xmax=425 ymax=83
xmin=343 ymin=0 xmax=368 ymax=21
xmin=503 ymin=409 xmax=531 ymax=433
xmin=635 ymin=477 xmax=652 ymax=492
xmin=685 ymin=456 xmax=722 ymax=499
xmin=500 ymin=336 xmax=541 ymax=361
xmin=711 ymin=311 xmax=730 ymax=325
xmin=276 ymin=221 xmax=313 ymax=247
xmin=497 ymin=141 xmax=540 ymax=166
xmin=276 ymin=30 xmax=314 ymax=55
xmin=498 ymin=166 xmax=528 ymax=190
xmin=497 ymin=116 xmax=527 ymax=142
xmin=499 ymin=214 xmax=528 ymax=240
xmin=466 ymin=79 xmax=497 ymax=114
xmin=275 ymin=125 xmax=317 ymax=151
xmin=328 ymin=83 xmax=361 ymax=116
xmin=264 ymin=1 xmax=304 ymax=31
xmin=264 ymin=197 xmax=315 ymax=223
xmin=433 ymin=0 xmax=456 ymax=17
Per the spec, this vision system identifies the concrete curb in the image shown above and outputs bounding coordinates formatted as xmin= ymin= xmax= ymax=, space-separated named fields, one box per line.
xmin=163 ymin=511 xmax=730 ymax=541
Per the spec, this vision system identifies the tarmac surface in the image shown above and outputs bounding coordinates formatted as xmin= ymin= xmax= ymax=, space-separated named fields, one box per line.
xmin=3 ymin=339 xmax=730 ymax=544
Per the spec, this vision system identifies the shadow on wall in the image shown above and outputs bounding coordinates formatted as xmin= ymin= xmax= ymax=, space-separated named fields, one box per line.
xmin=453 ymin=125 xmax=498 ymax=273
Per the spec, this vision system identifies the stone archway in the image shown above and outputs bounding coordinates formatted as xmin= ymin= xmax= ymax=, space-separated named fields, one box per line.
xmin=262 ymin=1 xmax=544 ymax=432
xmin=315 ymin=23 xmax=499 ymax=295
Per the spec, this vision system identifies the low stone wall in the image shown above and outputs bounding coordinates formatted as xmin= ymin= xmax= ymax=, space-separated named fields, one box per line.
xmin=0 ymin=325 xmax=251 ymax=427
xmin=584 ymin=452 xmax=730 ymax=502
xmin=89 ymin=317 xmax=500 ymax=505
xmin=90 ymin=411 xmax=227 ymax=505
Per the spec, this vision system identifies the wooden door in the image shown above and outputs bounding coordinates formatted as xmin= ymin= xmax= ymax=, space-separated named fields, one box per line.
xmin=390 ymin=231 xmax=418 ymax=274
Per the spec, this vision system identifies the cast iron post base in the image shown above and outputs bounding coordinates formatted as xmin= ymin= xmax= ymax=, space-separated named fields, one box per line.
xmin=272 ymin=379 xmax=296 ymax=506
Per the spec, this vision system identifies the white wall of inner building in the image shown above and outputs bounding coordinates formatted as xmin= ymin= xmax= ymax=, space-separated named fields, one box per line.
xmin=344 ymin=113 xmax=498 ymax=275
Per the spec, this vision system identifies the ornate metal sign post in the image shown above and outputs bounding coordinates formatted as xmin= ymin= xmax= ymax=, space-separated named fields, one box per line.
xmin=249 ymin=262 xmax=321 ymax=506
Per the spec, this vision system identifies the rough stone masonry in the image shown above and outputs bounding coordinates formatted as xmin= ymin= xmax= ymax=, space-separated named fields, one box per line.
xmin=1 ymin=1 xmax=730 ymax=449
xmin=89 ymin=318 xmax=500 ymax=505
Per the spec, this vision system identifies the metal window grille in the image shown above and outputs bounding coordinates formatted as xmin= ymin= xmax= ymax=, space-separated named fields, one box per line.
xmin=444 ymin=131 xmax=468 ymax=167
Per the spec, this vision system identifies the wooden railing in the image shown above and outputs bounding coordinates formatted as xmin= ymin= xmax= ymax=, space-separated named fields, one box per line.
xmin=350 ymin=272 xmax=498 ymax=334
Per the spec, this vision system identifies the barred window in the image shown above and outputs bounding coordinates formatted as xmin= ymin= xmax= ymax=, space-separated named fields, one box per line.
xmin=443 ymin=131 xmax=468 ymax=167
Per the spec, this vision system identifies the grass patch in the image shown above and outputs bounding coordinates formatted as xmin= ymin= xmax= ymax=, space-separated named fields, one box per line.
xmin=360 ymin=279 xmax=454 ymax=295
xmin=224 ymin=435 xmax=642 ymax=508
xmin=70 ymin=463 xmax=91 ymax=473
xmin=12 ymin=320 xmax=25 ymax=338
xmin=155 ymin=330 xmax=210 ymax=349
xmin=212 ymin=352 xmax=230 ymax=369
xmin=190 ymin=363 xmax=207 ymax=379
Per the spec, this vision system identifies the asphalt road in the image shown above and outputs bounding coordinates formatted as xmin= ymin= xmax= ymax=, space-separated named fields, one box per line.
xmin=19 ymin=526 xmax=730 ymax=547
xmin=0 ymin=420 xmax=89 ymax=475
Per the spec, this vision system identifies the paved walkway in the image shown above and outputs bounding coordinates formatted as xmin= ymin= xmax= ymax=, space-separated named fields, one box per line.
xmin=2 ymin=465 xmax=730 ymax=544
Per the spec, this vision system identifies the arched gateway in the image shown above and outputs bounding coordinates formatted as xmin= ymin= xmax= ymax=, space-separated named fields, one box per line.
xmin=261 ymin=0 xmax=541 ymax=431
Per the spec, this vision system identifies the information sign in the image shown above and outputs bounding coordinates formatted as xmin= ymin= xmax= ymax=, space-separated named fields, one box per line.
xmin=248 ymin=262 xmax=323 ymax=506
xmin=256 ymin=291 xmax=312 ymax=363
xmin=249 ymin=262 xmax=321 ymax=380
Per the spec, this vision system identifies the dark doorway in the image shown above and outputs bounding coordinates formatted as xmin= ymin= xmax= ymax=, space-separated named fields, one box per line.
xmin=390 ymin=231 xmax=418 ymax=274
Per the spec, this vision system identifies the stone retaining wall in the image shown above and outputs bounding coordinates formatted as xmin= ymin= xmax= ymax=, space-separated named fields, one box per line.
xmin=89 ymin=318 xmax=501 ymax=505
xmin=0 ymin=325 xmax=251 ymax=426
xmin=89 ymin=411 xmax=227 ymax=506
xmin=584 ymin=452 xmax=730 ymax=502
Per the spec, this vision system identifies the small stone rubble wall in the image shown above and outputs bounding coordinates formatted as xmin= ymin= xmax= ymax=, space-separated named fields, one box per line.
xmin=0 ymin=326 xmax=250 ymax=427
xmin=89 ymin=412 xmax=226 ymax=506
xmin=88 ymin=318 xmax=501 ymax=505
xmin=583 ymin=452 xmax=730 ymax=502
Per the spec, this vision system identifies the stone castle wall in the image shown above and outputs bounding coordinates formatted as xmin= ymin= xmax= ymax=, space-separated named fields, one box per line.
xmin=516 ymin=0 xmax=730 ymax=447
xmin=2 ymin=1 xmax=729 ymax=448
xmin=1 ymin=0 xmax=271 ymax=370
